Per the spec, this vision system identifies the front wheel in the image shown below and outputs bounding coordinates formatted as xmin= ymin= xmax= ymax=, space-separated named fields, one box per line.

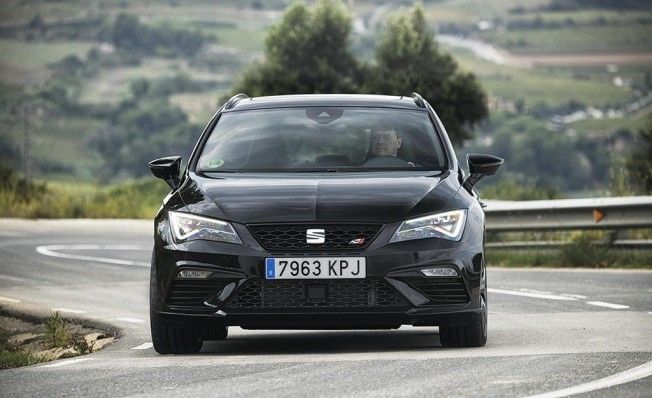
xmin=150 ymin=310 xmax=203 ymax=354
xmin=439 ymin=296 xmax=487 ymax=348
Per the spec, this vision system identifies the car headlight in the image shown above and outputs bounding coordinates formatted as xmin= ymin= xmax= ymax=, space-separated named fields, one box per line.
xmin=168 ymin=211 xmax=242 ymax=244
xmin=390 ymin=209 xmax=467 ymax=243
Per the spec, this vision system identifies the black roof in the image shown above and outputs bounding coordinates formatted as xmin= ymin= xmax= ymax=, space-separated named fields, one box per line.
xmin=224 ymin=94 xmax=425 ymax=111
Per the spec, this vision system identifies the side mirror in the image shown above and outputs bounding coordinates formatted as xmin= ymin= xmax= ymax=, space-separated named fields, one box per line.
xmin=462 ymin=153 xmax=504 ymax=193
xmin=149 ymin=156 xmax=182 ymax=190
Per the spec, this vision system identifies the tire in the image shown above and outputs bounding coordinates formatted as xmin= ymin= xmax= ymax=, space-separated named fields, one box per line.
xmin=150 ymin=309 xmax=203 ymax=354
xmin=150 ymin=249 xmax=203 ymax=354
xmin=439 ymin=296 xmax=487 ymax=348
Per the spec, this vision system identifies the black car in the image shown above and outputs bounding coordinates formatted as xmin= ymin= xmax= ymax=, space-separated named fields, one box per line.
xmin=148 ymin=93 xmax=502 ymax=354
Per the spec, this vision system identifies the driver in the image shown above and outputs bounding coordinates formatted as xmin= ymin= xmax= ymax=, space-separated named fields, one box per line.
xmin=370 ymin=122 xmax=402 ymax=157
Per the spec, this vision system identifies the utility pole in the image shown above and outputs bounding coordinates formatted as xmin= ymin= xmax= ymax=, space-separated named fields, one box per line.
xmin=23 ymin=102 xmax=31 ymax=182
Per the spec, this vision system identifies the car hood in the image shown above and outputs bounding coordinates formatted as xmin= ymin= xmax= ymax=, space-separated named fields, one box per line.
xmin=179 ymin=172 xmax=462 ymax=224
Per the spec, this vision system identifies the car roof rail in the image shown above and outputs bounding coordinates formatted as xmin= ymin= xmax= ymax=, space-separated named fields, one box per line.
xmin=411 ymin=92 xmax=426 ymax=108
xmin=224 ymin=93 xmax=250 ymax=109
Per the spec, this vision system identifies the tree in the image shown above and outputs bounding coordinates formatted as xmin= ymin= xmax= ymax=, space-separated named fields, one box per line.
xmin=626 ymin=118 xmax=652 ymax=193
xmin=235 ymin=0 xmax=361 ymax=95
xmin=233 ymin=2 xmax=487 ymax=145
xmin=88 ymin=99 xmax=198 ymax=177
xmin=366 ymin=5 xmax=487 ymax=145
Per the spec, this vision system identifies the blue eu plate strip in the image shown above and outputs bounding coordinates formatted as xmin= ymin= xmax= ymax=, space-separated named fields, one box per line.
xmin=265 ymin=258 xmax=276 ymax=279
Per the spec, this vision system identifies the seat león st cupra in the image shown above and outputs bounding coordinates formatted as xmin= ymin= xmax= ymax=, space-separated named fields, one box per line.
xmin=148 ymin=93 xmax=503 ymax=354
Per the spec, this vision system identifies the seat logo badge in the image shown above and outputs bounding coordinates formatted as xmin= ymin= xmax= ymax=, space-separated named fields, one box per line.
xmin=306 ymin=229 xmax=325 ymax=244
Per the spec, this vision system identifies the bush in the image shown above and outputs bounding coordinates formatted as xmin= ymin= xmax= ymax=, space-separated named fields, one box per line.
xmin=0 ymin=165 xmax=169 ymax=219
xmin=559 ymin=231 xmax=611 ymax=267
xmin=479 ymin=174 xmax=561 ymax=200
xmin=626 ymin=118 xmax=652 ymax=194
xmin=45 ymin=312 xmax=70 ymax=349
xmin=89 ymin=98 xmax=198 ymax=177
xmin=0 ymin=164 xmax=47 ymax=203
xmin=111 ymin=13 xmax=207 ymax=57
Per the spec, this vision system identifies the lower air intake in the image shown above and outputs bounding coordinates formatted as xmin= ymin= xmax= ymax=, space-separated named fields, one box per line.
xmin=225 ymin=278 xmax=408 ymax=311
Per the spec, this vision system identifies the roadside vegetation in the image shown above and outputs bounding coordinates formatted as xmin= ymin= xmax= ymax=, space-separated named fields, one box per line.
xmin=487 ymin=249 xmax=652 ymax=269
xmin=1 ymin=0 xmax=648 ymax=192
xmin=0 ymin=165 xmax=168 ymax=219
xmin=0 ymin=311 xmax=115 ymax=369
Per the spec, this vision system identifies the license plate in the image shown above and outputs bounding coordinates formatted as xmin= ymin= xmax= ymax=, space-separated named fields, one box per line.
xmin=265 ymin=257 xmax=366 ymax=279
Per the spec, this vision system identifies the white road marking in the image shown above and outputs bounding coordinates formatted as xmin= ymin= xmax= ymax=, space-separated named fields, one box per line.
xmin=0 ymin=231 xmax=24 ymax=237
xmin=561 ymin=294 xmax=587 ymax=299
xmin=0 ymin=295 xmax=21 ymax=303
xmin=36 ymin=244 xmax=150 ymax=267
xmin=115 ymin=317 xmax=145 ymax=323
xmin=488 ymin=288 xmax=577 ymax=301
xmin=525 ymin=360 xmax=652 ymax=398
xmin=519 ymin=288 xmax=553 ymax=295
xmin=0 ymin=274 xmax=31 ymax=283
xmin=40 ymin=357 xmax=94 ymax=368
xmin=586 ymin=301 xmax=630 ymax=310
xmin=51 ymin=308 xmax=87 ymax=314
xmin=132 ymin=342 xmax=153 ymax=350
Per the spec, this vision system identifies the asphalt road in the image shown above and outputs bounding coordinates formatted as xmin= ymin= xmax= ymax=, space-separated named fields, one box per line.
xmin=0 ymin=219 xmax=650 ymax=397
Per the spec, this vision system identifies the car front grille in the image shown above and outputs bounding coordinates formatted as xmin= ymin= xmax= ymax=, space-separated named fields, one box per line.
xmin=399 ymin=277 xmax=470 ymax=305
xmin=247 ymin=223 xmax=382 ymax=252
xmin=165 ymin=279 xmax=228 ymax=311
xmin=224 ymin=278 xmax=409 ymax=311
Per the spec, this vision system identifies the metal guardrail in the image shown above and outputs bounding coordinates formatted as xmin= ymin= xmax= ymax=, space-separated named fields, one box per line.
xmin=484 ymin=196 xmax=652 ymax=249
xmin=484 ymin=196 xmax=652 ymax=231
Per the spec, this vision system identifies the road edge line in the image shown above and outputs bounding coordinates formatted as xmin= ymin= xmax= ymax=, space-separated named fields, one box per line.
xmin=525 ymin=360 xmax=652 ymax=398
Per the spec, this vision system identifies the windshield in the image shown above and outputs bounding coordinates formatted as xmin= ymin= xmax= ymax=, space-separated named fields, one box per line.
xmin=196 ymin=107 xmax=447 ymax=172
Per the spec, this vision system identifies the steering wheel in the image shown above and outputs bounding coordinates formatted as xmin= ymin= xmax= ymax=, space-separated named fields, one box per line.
xmin=361 ymin=156 xmax=412 ymax=167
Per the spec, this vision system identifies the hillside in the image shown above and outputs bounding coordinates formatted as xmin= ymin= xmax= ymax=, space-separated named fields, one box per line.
xmin=0 ymin=0 xmax=650 ymax=196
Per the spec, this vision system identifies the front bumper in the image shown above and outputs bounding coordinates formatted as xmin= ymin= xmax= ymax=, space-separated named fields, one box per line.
xmin=157 ymin=307 xmax=485 ymax=329
xmin=151 ymin=217 xmax=486 ymax=329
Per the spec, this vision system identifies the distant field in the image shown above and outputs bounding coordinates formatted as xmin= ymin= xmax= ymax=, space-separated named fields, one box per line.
xmin=0 ymin=115 xmax=103 ymax=179
xmin=0 ymin=39 xmax=94 ymax=85
xmin=1 ymin=0 xmax=650 ymax=190
xmin=505 ymin=9 xmax=649 ymax=25
xmin=152 ymin=18 xmax=267 ymax=52
xmin=79 ymin=57 xmax=229 ymax=104
xmin=169 ymin=91 xmax=222 ymax=124
xmin=480 ymin=24 xmax=652 ymax=54
xmin=0 ymin=0 xmax=88 ymax=23
xmin=570 ymin=109 xmax=651 ymax=133
xmin=448 ymin=48 xmax=631 ymax=106
xmin=79 ymin=59 xmax=183 ymax=104
xmin=424 ymin=0 xmax=551 ymax=23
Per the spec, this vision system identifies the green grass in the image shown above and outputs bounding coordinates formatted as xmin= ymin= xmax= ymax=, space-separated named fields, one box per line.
xmin=487 ymin=230 xmax=652 ymax=268
xmin=487 ymin=249 xmax=652 ymax=269
xmin=208 ymin=26 xmax=266 ymax=52
xmin=0 ymin=115 xmax=105 ymax=178
xmin=1 ymin=176 xmax=169 ymax=219
xmin=424 ymin=0 xmax=551 ymax=23
xmin=570 ymin=110 xmax=651 ymax=134
xmin=78 ymin=57 xmax=228 ymax=104
xmin=79 ymin=58 xmax=182 ymax=104
xmin=505 ymin=10 xmax=649 ymax=25
xmin=0 ymin=0 xmax=90 ymax=24
xmin=479 ymin=24 xmax=652 ymax=54
xmin=156 ymin=19 xmax=267 ymax=52
xmin=0 ymin=39 xmax=94 ymax=85
xmin=169 ymin=91 xmax=222 ymax=123
xmin=448 ymin=48 xmax=630 ymax=106
xmin=0 ymin=343 xmax=43 ymax=370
